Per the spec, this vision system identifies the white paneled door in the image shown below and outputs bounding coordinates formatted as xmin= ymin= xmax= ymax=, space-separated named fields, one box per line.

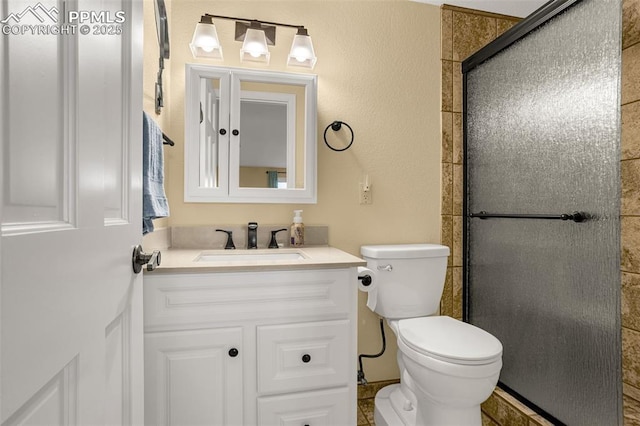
xmin=1 ymin=0 xmax=144 ymax=425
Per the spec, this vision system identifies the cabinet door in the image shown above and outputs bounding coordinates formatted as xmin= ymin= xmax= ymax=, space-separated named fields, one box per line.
xmin=145 ymin=327 xmax=243 ymax=426
xmin=227 ymin=69 xmax=317 ymax=203
xmin=184 ymin=65 xmax=230 ymax=201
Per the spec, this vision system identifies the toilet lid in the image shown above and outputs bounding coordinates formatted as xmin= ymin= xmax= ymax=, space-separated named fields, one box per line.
xmin=398 ymin=316 xmax=502 ymax=364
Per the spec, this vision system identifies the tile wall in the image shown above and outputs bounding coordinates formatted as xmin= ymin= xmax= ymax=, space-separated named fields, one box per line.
xmin=441 ymin=1 xmax=640 ymax=424
xmin=439 ymin=4 xmax=519 ymax=323
xmin=622 ymin=0 xmax=640 ymax=424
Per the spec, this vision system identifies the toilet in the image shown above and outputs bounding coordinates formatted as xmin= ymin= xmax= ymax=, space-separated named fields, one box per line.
xmin=359 ymin=244 xmax=503 ymax=426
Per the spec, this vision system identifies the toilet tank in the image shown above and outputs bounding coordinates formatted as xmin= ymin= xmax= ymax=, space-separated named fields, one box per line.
xmin=360 ymin=244 xmax=450 ymax=319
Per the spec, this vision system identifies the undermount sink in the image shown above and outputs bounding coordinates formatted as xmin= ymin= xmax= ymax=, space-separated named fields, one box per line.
xmin=195 ymin=250 xmax=307 ymax=263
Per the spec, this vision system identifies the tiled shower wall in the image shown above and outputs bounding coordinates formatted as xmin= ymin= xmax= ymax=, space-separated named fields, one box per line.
xmin=439 ymin=5 xmax=518 ymax=328
xmin=622 ymin=0 xmax=640 ymax=424
xmin=441 ymin=1 xmax=640 ymax=424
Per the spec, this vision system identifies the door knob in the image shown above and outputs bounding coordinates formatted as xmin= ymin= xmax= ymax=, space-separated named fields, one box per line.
xmin=132 ymin=245 xmax=161 ymax=273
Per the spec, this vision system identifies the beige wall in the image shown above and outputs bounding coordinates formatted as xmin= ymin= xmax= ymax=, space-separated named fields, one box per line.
xmin=442 ymin=2 xmax=640 ymax=424
xmin=144 ymin=0 xmax=442 ymax=382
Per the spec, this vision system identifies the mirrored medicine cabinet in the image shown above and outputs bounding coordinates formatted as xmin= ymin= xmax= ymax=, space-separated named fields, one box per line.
xmin=184 ymin=65 xmax=317 ymax=203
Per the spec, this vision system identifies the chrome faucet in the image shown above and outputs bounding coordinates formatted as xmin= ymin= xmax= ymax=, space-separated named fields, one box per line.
xmin=247 ymin=222 xmax=258 ymax=249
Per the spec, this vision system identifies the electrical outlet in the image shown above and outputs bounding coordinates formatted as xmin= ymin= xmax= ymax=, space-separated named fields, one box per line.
xmin=359 ymin=183 xmax=372 ymax=205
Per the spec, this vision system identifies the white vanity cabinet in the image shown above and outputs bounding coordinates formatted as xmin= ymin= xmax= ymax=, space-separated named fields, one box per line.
xmin=143 ymin=267 xmax=358 ymax=426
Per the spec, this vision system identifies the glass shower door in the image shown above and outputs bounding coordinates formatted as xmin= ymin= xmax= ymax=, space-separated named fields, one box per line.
xmin=463 ymin=0 xmax=622 ymax=424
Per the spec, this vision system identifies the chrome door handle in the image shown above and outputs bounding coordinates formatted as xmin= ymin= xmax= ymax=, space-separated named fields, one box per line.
xmin=132 ymin=245 xmax=161 ymax=273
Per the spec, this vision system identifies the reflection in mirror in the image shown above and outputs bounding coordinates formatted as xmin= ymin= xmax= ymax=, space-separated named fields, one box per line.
xmin=237 ymin=80 xmax=305 ymax=189
xmin=199 ymin=77 xmax=221 ymax=188
xmin=238 ymin=92 xmax=291 ymax=188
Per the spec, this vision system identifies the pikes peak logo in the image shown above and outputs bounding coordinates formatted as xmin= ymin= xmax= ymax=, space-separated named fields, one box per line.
xmin=0 ymin=2 xmax=58 ymax=24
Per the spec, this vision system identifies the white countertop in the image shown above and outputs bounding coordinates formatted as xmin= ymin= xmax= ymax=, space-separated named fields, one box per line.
xmin=147 ymin=246 xmax=366 ymax=274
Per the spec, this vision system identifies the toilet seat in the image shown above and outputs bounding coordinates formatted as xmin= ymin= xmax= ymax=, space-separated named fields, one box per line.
xmin=398 ymin=316 xmax=502 ymax=365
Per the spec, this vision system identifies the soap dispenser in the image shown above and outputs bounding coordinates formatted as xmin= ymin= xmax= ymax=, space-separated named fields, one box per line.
xmin=290 ymin=210 xmax=304 ymax=247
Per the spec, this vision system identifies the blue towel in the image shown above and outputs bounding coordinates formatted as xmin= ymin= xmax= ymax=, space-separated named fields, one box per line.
xmin=142 ymin=112 xmax=170 ymax=235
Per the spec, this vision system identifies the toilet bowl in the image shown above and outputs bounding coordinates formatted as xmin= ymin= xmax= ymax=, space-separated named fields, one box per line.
xmin=397 ymin=316 xmax=502 ymax=425
xmin=359 ymin=244 xmax=503 ymax=426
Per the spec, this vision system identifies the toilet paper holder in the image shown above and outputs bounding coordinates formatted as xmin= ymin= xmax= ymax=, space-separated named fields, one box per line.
xmin=358 ymin=274 xmax=372 ymax=287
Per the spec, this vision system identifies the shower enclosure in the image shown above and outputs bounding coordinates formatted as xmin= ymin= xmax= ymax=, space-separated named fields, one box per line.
xmin=463 ymin=0 xmax=622 ymax=424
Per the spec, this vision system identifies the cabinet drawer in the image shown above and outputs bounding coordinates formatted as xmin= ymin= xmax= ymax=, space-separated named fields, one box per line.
xmin=257 ymin=320 xmax=349 ymax=394
xmin=144 ymin=269 xmax=352 ymax=331
xmin=257 ymin=387 xmax=349 ymax=426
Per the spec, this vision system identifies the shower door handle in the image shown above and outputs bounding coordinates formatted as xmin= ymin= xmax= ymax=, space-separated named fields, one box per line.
xmin=469 ymin=211 xmax=586 ymax=223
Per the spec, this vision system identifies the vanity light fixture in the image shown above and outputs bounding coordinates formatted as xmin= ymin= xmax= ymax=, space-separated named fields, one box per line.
xmin=287 ymin=27 xmax=317 ymax=69
xmin=190 ymin=14 xmax=317 ymax=69
xmin=189 ymin=15 xmax=223 ymax=59
xmin=239 ymin=21 xmax=271 ymax=64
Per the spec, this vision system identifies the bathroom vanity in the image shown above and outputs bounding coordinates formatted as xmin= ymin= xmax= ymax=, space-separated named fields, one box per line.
xmin=143 ymin=247 xmax=364 ymax=425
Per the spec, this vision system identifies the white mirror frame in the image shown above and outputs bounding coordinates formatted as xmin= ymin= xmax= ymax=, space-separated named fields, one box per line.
xmin=184 ymin=64 xmax=317 ymax=204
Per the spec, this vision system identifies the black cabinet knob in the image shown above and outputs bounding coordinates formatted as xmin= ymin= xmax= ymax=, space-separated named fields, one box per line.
xmin=302 ymin=354 xmax=311 ymax=363
xmin=232 ymin=129 xmax=239 ymax=136
xmin=228 ymin=348 xmax=239 ymax=357
xmin=219 ymin=128 xmax=227 ymax=135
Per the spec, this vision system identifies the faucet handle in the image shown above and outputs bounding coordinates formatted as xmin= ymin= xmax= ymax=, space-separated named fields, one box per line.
xmin=215 ymin=229 xmax=236 ymax=250
xmin=268 ymin=228 xmax=288 ymax=249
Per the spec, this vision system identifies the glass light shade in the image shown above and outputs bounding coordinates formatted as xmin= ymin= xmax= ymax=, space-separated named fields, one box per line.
xmin=287 ymin=34 xmax=317 ymax=69
xmin=240 ymin=28 xmax=270 ymax=64
xmin=190 ymin=22 xmax=223 ymax=59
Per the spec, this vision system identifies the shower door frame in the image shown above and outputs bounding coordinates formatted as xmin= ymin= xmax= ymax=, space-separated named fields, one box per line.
xmin=461 ymin=0 xmax=620 ymax=423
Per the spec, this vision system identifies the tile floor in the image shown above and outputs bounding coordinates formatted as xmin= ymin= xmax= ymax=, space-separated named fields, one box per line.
xmin=359 ymin=382 xmax=558 ymax=426
xmin=357 ymin=380 xmax=399 ymax=426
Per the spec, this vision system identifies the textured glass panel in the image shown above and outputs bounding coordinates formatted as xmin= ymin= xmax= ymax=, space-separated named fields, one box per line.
xmin=465 ymin=0 xmax=622 ymax=424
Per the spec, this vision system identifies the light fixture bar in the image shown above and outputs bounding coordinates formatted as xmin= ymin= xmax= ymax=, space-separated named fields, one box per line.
xmin=201 ymin=13 xmax=305 ymax=31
